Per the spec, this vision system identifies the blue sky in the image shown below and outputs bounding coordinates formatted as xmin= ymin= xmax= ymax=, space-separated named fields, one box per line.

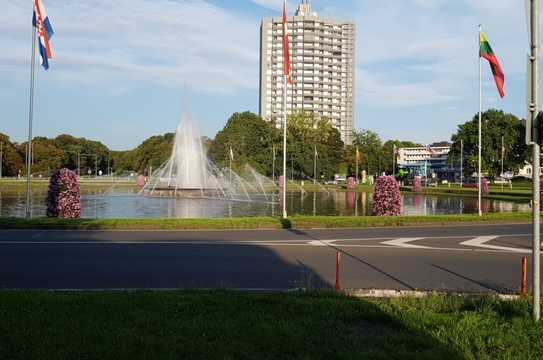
xmin=0 ymin=0 xmax=531 ymax=150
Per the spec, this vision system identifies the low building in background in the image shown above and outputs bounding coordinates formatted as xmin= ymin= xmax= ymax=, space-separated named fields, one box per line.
xmin=397 ymin=144 xmax=453 ymax=181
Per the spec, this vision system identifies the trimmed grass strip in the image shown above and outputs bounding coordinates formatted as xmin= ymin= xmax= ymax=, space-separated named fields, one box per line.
xmin=0 ymin=213 xmax=532 ymax=230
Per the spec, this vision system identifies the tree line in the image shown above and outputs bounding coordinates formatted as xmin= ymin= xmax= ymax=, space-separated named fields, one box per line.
xmin=0 ymin=109 xmax=529 ymax=180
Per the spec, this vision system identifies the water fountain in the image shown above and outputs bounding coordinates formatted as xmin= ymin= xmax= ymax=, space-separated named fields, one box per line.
xmin=142 ymin=113 xmax=275 ymax=203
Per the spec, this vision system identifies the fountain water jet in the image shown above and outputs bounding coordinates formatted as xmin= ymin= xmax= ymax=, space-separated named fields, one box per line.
xmin=143 ymin=112 xmax=275 ymax=203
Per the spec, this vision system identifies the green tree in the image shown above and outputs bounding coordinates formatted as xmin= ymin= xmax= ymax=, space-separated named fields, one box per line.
xmin=209 ymin=112 xmax=280 ymax=175
xmin=286 ymin=112 xmax=344 ymax=180
xmin=0 ymin=133 xmax=24 ymax=177
xmin=28 ymin=137 xmax=65 ymax=176
xmin=51 ymin=134 xmax=111 ymax=176
xmin=450 ymin=109 xmax=528 ymax=178
xmin=352 ymin=130 xmax=383 ymax=176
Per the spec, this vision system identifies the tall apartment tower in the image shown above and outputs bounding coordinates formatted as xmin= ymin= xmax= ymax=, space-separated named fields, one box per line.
xmin=259 ymin=0 xmax=356 ymax=144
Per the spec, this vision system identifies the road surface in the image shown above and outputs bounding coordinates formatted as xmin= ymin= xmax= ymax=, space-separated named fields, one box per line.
xmin=0 ymin=224 xmax=538 ymax=293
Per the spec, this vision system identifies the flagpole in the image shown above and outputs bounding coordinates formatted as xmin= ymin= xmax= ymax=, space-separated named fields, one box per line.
xmin=272 ymin=145 xmax=276 ymax=184
xmin=229 ymin=146 xmax=232 ymax=185
xmin=355 ymin=147 xmax=359 ymax=184
xmin=281 ymin=0 xmax=289 ymax=219
xmin=25 ymin=14 xmax=37 ymax=219
xmin=460 ymin=139 xmax=464 ymax=188
xmin=478 ymin=24 xmax=483 ymax=217
xmin=501 ymin=135 xmax=504 ymax=191
xmin=392 ymin=144 xmax=396 ymax=177
xmin=313 ymin=145 xmax=317 ymax=185
xmin=282 ymin=74 xmax=288 ymax=218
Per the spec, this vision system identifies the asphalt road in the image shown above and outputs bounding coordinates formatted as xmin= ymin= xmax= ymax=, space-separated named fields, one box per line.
xmin=0 ymin=224 xmax=539 ymax=293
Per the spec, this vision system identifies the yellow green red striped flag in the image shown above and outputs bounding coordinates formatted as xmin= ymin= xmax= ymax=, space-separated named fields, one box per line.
xmin=480 ymin=33 xmax=505 ymax=98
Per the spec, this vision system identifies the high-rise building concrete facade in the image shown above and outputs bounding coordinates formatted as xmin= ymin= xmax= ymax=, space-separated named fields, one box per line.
xmin=259 ymin=1 xmax=356 ymax=144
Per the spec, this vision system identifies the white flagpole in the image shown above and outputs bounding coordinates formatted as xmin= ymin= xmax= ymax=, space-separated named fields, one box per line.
xmin=229 ymin=146 xmax=233 ymax=185
xmin=355 ymin=147 xmax=359 ymax=183
xmin=313 ymin=145 xmax=317 ymax=185
xmin=272 ymin=145 xmax=276 ymax=184
xmin=460 ymin=139 xmax=464 ymax=188
xmin=392 ymin=144 xmax=396 ymax=177
xmin=281 ymin=0 xmax=289 ymax=219
xmin=25 ymin=12 xmax=37 ymax=219
xmin=478 ymin=24 xmax=483 ymax=217
xmin=282 ymin=74 xmax=288 ymax=218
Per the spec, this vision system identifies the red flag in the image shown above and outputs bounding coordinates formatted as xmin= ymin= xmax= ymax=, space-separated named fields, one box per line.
xmin=282 ymin=1 xmax=292 ymax=84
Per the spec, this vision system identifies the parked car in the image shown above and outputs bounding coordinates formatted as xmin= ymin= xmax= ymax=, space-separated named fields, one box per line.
xmin=462 ymin=178 xmax=483 ymax=188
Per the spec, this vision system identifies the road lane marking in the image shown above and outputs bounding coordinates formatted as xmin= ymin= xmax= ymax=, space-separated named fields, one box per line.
xmin=381 ymin=238 xmax=428 ymax=249
xmin=0 ymin=235 xmax=533 ymax=254
xmin=460 ymin=236 xmax=531 ymax=254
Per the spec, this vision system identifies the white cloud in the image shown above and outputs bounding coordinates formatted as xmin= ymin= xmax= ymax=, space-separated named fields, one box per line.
xmin=1 ymin=0 xmax=260 ymax=95
xmin=358 ymin=68 xmax=456 ymax=108
xmin=249 ymin=0 xmax=282 ymax=11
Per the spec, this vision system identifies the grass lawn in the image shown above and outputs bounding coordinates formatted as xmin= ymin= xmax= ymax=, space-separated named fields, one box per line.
xmin=0 ymin=291 xmax=541 ymax=360
xmin=402 ymin=186 xmax=532 ymax=202
xmin=0 ymin=179 xmax=138 ymax=192
xmin=0 ymin=213 xmax=533 ymax=230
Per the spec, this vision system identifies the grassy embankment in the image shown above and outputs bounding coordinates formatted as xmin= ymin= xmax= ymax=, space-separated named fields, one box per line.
xmin=0 ymin=212 xmax=532 ymax=230
xmin=0 ymin=179 xmax=138 ymax=192
xmin=0 ymin=291 xmax=542 ymax=359
xmin=402 ymin=185 xmax=532 ymax=202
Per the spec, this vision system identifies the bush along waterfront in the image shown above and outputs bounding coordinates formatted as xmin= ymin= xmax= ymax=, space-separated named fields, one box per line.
xmin=372 ymin=176 xmax=402 ymax=216
xmin=46 ymin=168 xmax=82 ymax=219
xmin=414 ymin=176 xmax=422 ymax=192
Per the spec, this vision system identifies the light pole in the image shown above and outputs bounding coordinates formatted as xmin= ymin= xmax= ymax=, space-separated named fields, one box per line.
xmin=107 ymin=153 xmax=111 ymax=177
xmin=79 ymin=153 xmax=98 ymax=179
xmin=529 ymin=0 xmax=541 ymax=321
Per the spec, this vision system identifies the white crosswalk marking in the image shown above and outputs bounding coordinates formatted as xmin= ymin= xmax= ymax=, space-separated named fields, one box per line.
xmin=460 ymin=236 xmax=531 ymax=253
xmin=381 ymin=238 xmax=428 ymax=249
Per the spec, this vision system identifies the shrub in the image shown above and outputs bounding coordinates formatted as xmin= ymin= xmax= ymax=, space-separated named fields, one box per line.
xmin=414 ymin=176 xmax=422 ymax=192
xmin=372 ymin=176 xmax=402 ymax=216
xmin=46 ymin=168 xmax=82 ymax=219
xmin=479 ymin=178 xmax=489 ymax=195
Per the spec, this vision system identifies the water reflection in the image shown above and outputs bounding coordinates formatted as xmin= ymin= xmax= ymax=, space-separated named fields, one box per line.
xmin=0 ymin=189 xmax=531 ymax=219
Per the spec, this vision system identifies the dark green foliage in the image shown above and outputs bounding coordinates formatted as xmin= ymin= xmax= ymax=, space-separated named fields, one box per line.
xmin=0 ymin=133 xmax=24 ymax=177
xmin=113 ymin=133 xmax=174 ymax=174
xmin=450 ymin=109 xmax=528 ymax=178
xmin=286 ymin=112 xmax=344 ymax=179
xmin=208 ymin=111 xmax=344 ymax=180
xmin=208 ymin=112 xmax=279 ymax=175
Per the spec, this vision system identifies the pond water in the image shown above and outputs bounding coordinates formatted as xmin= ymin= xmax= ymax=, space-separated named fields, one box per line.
xmin=0 ymin=188 xmax=530 ymax=219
